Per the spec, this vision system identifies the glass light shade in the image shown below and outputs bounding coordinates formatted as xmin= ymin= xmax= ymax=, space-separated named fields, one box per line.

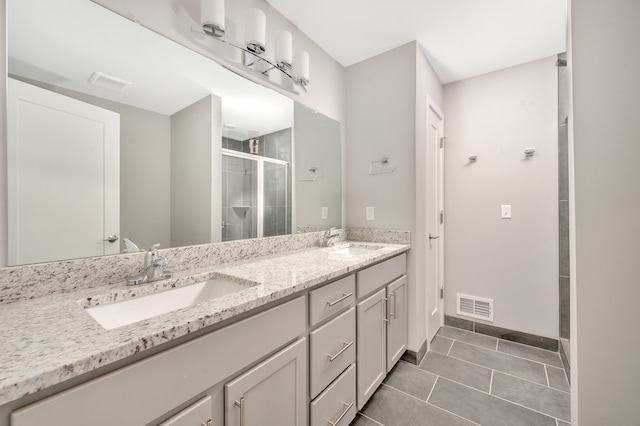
xmin=245 ymin=9 xmax=266 ymax=54
xmin=275 ymin=31 xmax=293 ymax=70
xmin=202 ymin=0 xmax=225 ymax=37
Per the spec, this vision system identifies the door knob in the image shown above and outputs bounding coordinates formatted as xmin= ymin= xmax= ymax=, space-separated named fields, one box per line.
xmin=103 ymin=234 xmax=118 ymax=243
xmin=429 ymin=233 xmax=440 ymax=240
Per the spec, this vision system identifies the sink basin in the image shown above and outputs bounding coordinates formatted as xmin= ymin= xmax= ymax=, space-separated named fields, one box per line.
xmin=85 ymin=278 xmax=254 ymax=330
xmin=330 ymin=245 xmax=381 ymax=256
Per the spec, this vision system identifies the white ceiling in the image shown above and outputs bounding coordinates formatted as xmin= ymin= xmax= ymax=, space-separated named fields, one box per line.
xmin=266 ymin=0 xmax=567 ymax=84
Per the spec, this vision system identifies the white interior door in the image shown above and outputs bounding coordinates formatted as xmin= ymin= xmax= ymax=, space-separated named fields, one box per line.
xmin=426 ymin=101 xmax=445 ymax=342
xmin=8 ymin=78 xmax=120 ymax=265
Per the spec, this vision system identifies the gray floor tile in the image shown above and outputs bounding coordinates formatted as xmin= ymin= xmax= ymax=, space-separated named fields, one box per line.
xmin=429 ymin=335 xmax=453 ymax=355
xmin=546 ymin=365 xmax=571 ymax=392
xmin=383 ymin=361 xmax=438 ymax=401
xmin=450 ymin=341 xmax=547 ymax=385
xmin=419 ymin=351 xmax=492 ymax=392
xmin=437 ymin=326 xmax=497 ymax=350
xmin=498 ymin=340 xmax=563 ymax=367
xmin=350 ymin=413 xmax=383 ymax=425
xmin=429 ymin=378 xmax=557 ymax=426
xmin=362 ymin=385 xmax=475 ymax=426
xmin=491 ymin=372 xmax=571 ymax=422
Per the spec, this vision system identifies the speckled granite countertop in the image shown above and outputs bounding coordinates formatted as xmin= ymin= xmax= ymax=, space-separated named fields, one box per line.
xmin=0 ymin=241 xmax=408 ymax=406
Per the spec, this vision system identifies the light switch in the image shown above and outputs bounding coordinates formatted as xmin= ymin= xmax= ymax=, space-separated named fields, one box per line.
xmin=501 ymin=204 xmax=512 ymax=219
xmin=366 ymin=206 xmax=375 ymax=221
xmin=321 ymin=207 xmax=328 ymax=219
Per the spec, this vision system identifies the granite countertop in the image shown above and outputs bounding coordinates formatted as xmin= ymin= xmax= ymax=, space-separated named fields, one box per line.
xmin=0 ymin=241 xmax=409 ymax=406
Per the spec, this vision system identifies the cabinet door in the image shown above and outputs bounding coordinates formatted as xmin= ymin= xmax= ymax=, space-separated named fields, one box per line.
xmin=356 ymin=288 xmax=387 ymax=410
xmin=225 ymin=338 xmax=307 ymax=426
xmin=386 ymin=275 xmax=408 ymax=371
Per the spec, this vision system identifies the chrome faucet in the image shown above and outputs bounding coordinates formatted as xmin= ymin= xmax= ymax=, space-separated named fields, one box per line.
xmin=321 ymin=228 xmax=340 ymax=247
xmin=127 ymin=244 xmax=172 ymax=285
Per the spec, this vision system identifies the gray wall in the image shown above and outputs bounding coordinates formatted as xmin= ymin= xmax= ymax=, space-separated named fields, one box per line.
xmin=443 ymin=56 xmax=559 ymax=338
xmin=570 ymin=0 xmax=640 ymax=423
xmin=170 ymin=95 xmax=222 ymax=247
xmin=0 ymin=1 xmax=6 ymax=267
xmin=346 ymin=41 xmax=443 ymax=353
xmin=294 ymin=104 xmax=341 ymax=230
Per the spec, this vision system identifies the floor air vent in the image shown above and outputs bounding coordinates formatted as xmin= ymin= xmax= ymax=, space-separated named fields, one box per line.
xmin=457 ymin=293 xmax=493 ymax=321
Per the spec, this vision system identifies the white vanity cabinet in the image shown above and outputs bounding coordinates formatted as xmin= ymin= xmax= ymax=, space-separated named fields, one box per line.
xmin=225 ymin=338 xmax=307 ymax=426
xmin=10 ymin=297 xmax=305 ymax=426
xmin=355 ymin=254 xmax=407 ymax=410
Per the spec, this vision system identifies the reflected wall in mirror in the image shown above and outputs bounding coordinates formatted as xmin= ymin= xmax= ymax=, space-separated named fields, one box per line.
xmin=5 ymin=0 xmax=341 ymax=266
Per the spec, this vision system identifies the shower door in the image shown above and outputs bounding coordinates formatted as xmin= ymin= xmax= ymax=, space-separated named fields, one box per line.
xmin=222 ymin=150 xmax=289 ymax=242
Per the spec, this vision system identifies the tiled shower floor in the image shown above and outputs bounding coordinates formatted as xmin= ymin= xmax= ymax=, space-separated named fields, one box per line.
xmin=351 ymin=326 xmax=571 ymax=426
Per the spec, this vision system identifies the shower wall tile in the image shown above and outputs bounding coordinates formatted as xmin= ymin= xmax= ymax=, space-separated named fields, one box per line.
xmin=560 ymin=276 xmax=570 ymax=339
xmin=559 ymin=200 xmax=570 ymax=277
xmin=558 ymin=124 xmax=569 ymax=201
xmin=227 ymin=137 xmax=242 ymax=152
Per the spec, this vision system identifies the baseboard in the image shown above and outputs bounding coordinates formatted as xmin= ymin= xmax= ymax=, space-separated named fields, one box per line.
xmin=444 ymin=315 xmax=559 ymax=352
xmin=401 ymin=338 xmax=428 ymax=365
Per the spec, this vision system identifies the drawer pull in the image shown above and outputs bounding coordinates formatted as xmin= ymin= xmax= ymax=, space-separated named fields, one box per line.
xmin=234 ymin=397 xmax=245 ymax=426
xmin=328 ymin=340 xmax=354 ymax=362
xmin=327 ymin=292 xmax=353 ymax=307
xmin=328 ymin=401 xmax=354 ymax=426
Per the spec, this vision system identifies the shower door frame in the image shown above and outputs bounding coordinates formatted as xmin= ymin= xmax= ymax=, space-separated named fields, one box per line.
xmin=222 ymin=148 xmax=289 ymax=239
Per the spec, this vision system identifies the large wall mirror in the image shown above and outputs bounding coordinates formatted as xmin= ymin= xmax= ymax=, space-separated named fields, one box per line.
xmin=6 ymin=0 xmax=341 ymax=266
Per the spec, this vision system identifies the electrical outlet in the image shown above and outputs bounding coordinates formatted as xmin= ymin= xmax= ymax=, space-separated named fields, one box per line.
xmin=321 ymin=207 xmax=328 ymax=220
xmin=366 ymin=206 xmax=375 ymax=221
xmin=501 ymin=204 xmax=512 ymax=219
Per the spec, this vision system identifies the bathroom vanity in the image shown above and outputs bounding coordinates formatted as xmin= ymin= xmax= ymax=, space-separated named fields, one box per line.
xmin=0 ymin=232 xmax=409 ymax=426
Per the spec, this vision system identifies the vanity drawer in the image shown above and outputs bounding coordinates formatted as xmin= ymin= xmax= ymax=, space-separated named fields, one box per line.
xmin=310 ymin=364 xmax=356 ymax=426
xmin=356 ymin=253 xmax=406 ymax=298
xmin=309 ymin=274 xmax=355 ymax=326
xmin=310 ymin=307 xmax=356 ymax=399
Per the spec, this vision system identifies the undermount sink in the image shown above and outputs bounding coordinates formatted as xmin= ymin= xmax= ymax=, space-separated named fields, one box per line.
xmin=85 ymin=278 xmax=255 ymax=330
xmin=330 ymin=245 xmax=381 ymax=256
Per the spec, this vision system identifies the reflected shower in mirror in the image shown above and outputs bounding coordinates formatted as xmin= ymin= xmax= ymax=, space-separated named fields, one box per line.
xmin=5 ymin=0 xmax=340 ymax=266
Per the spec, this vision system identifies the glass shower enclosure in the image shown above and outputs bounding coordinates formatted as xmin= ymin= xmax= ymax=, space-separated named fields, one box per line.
xmin=221 ymin=149 xmax=290 ymax=241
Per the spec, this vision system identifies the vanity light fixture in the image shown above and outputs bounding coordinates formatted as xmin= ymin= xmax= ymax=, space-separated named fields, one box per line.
xmin=200 ymin=1 xmax=310 ymax=92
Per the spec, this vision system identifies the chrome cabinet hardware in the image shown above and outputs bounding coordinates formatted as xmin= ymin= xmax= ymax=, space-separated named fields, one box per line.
xmin=383 ymin=297 xmax=390 ymax=323
xmin=327 ymin=292 xmax=353 ymax=307
xmin=390 ymin=291 xmax=397 ymax=319
xmin=328 ymin=401 xmax=354 ymax=426
xmin=201 ymin=420 xmax=213 ymax=426
xmin=327 ymin=341 xmax=354 ymax=362
xmin=234 ymin=397 xmax=245 ymax=426
xmin=429 ymin=233 xmax=440 ymax=240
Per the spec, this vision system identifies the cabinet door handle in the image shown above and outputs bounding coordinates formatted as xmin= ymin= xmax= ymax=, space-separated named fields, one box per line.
xmin=234 ymin=397 xmax=245 ymax=426
xmin=383 ymin=297 xmax=390 ymax=323
xmin=201 ymin=420 xmax=213 ymax=426
xmin=327 ymin=340 xmax=354 ymax=362
xmin=390 ymin=291 xmax=397 ymax=319
xmin=328 ymin=401 xmax=354 ymax=426
xmin=327 ymin=292 xmax=353 ymax=307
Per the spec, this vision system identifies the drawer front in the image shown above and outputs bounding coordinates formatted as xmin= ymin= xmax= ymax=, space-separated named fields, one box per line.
xmin=310 ymin=307 xmax=356 ymax=399
xmin=310 ymin=364 xmax=356 ymax=426
xmin=159 ymin=396 xmax=212 ymax=426
xmin=309 ymin=275 xmax=355 ymax=326
xmin=356 ymin=253 xmax=406 ymax=298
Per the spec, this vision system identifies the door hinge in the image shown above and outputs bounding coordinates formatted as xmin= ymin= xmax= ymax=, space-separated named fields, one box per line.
xmin=439 ymin=135 xmax=448 ymax=148
xmin=440 ymin=210 xmax=444 ymax=225
xmin=440 ymin=286 xmax=444 ymax=299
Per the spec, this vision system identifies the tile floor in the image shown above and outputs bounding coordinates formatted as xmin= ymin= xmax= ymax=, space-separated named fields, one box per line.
xmin=351 ymin=326 xmax=571 ymax=426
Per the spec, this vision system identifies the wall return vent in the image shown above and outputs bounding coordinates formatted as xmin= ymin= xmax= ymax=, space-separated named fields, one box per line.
xmin=457 ymin=293 xmax=493 ymax=321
